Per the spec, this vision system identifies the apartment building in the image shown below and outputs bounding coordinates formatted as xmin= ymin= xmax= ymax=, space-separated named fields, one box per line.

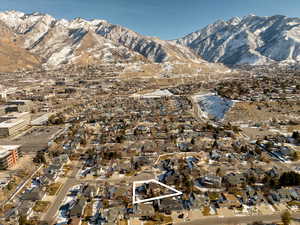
xmin=0 ymin=145 xmax=22 ymax=170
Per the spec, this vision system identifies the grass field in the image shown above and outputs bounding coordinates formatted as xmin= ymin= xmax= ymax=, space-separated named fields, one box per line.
xmin=46 ymin=182 xmax=62 ymax=196
xmin=33 ymin=201 xmax=50 ymax=213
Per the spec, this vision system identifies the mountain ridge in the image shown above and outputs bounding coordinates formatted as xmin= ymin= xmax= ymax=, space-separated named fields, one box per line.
xmin=0 ymin=11 xmax=299 ymax=72
xmin=176 ymin=14 xmax=300 ymax=66
xmin=0 ymin=10 xmax=204 ymax=71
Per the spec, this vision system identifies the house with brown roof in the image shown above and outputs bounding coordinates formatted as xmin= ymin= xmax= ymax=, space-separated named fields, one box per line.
xmin=219 ymin=193 xmax=241 ymax=208
xmin=134 ymin=204 xmax=155 ymax=218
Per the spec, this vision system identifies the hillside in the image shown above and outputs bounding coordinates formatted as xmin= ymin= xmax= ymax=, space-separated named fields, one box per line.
xmin=0 ymin=20 xmax=40 ymax=72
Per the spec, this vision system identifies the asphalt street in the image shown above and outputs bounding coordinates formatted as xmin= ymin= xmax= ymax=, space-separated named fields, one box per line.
xmin=43 ymin=161 xmax=82 ymax=224
xmin=175 ymin=212 xmax=300 ymax=225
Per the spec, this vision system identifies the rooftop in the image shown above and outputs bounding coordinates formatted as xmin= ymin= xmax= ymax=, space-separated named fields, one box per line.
xmin=0 ymin=112 xmax=30 ymax=118
xmin=0 ymin=145 xmax=21 ymax=158
xmin=6 ymin=100 xmax=31 ymax=103
xmin=0 ymin=118 xmax=26 ymax=128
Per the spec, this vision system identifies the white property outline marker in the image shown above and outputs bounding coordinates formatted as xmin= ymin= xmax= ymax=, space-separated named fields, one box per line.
xmin=132 ymin=179 xmax=183 ymax=204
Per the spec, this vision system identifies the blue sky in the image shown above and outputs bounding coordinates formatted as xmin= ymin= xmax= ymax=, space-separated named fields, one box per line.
xmin=0 ymin=0 xmax=299 ymax=40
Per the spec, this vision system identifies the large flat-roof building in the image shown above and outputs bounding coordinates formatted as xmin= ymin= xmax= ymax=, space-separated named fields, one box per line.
xmin=31 ymin=113 xmax=53 ymax=126
xmin=5 ymin=100 xmax=33 ymax=113
xmin=0 ymin=112 xmax=31 ymax=123
xmin=0 ymin=112 xmax=31 ymax=137
xmin=0 ymin=106 xmax=6 ymax=117
xmin=0 ymin=145 xmax=22 ymax=170
xmin=0 ymin=119 xmax=29 ymax=137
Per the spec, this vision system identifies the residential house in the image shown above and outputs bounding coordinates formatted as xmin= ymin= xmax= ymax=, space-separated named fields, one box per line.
xmin=21 ymin=187 xmax=45 ymax=201
xmin=53 ymin=154 xmax=69 ymax=165
xmin=118 ymin=162 xmax=132 ymax=174
xmin=223 ymin=173 xmax=246 ymax=187
xmin=69 ymin=217 xmax=81 ymax=225
xmin=198 ymin=175 xmax=222 ymax=188
xmin=18 ymin=200 xmax=34 ymax=220
xmin=267 ymin=191 xmax=280 ymax=203
xmin=278 ymin=188 xmax=292 ymax=203
xmin=219 ymin=193 xmax=241 ymax=208
xmin=289 ymin=189 xmax=300 ymax=201
xmin=159 ymin=198 xmax=183 ymax=212
xmin=105 ymin=207 xmax=123 ymax=224
xmin=44 ymin=163 xmax=63 ymax=181
xmin=69 ymin=199 xmax=87 ymax=218
xmin=83 ymin=185 xmax=98 ymax=199
xmin=134 ymin=204 xmax=155 ymax=218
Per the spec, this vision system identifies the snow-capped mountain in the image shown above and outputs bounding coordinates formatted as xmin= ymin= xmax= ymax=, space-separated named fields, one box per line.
xmin=94 ymin=21 xmax=201 ymax=63
xmin=0 ymin=10 xmax=202 ymax=69
xmin=176 ymin=15 xmax=300 ymax=66
xmin=4 ymin=11 xmax=298 ymax=70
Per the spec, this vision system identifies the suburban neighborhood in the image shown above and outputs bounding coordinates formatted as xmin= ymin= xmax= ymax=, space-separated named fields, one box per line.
xmin=0 ymin=63 xmax=299 ymax=225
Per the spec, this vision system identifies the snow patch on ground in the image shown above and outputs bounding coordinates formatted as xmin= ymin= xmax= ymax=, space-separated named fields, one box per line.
xmin=163 ymin=63 xmax=174 ymax=72
xmin=124 ymin=63 xmax=142 ymax=72
xmin=55 ymin=185 xmax=80 ymax=224
xmin=194 ymin=93 xmax=234 ymax=121
xmin=132 ymin=89 xmax=174 ymax=98
xmin=56 ymin=210 xmax=69 ymax=225
xmin=47 ymin=46 xmax=74 ymax=66
xmin=287 ymin=27 xmax=300 ymax=43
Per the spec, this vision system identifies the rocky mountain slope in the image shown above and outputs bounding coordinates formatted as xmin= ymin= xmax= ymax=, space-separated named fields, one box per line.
xmin=0 ymin=10 xmax=203 ymax=70
xmin=94 ymin=22 xmax=201 ymax=63
xmin=0 ymin=20 xmax=40 ymax=72
xmin=176 ymin=15 xmax=300 ymax=66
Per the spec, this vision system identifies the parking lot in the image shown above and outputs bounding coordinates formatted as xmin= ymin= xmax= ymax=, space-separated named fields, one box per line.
xmin=0 ymin=126 xmax=62 ymax=153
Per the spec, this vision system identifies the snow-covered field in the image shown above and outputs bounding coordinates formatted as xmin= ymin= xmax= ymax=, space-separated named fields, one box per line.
xmin=193 ymin=93 xmax=234 ymax=121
